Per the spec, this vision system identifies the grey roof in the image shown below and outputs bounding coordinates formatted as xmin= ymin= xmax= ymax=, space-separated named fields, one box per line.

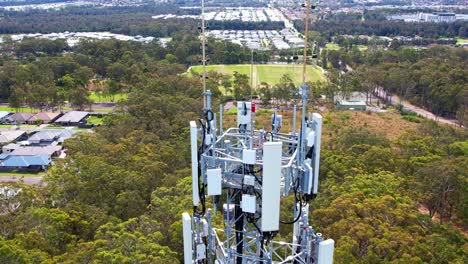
xmin=28 ymin=131 xmax=59 ymax=142
xmin=55 ymin=111 xmax=89 ymax=123
xmin=29 ymin=112 xmax=61 ymax=123
xmin=9 ymin=146 xmax=62 ymax=156
xmin=2 ymin=143 xmax=20 ymax=150
xmin=5 ymin=113 xmax=34 ymax=122
xmin=28 ymin=130 xmax=77 ymax=143
xmin=0 ymin=131 xmax=26 ymax=144
xmin=0 ymin=111 xmax=11 ymax=119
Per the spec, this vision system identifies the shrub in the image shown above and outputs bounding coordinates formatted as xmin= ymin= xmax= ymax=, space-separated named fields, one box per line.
xmin=402 ymin=115 xmax=422 ymax=123
xmin=225 ymin=107 xmax=238 ymax=115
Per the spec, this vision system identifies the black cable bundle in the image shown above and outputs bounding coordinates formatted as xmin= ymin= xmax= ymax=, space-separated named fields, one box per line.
xmin=280 ymin=177 xmax=303 ymax=224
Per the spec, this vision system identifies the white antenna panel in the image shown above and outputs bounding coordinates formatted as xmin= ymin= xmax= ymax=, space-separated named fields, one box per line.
xmin=261 ymin=142 xmax=282 ymax=232
xmin=190 ymin=121 xmax=199 ymax=206
xmin=237 ymin=102 xmax=252 ymax=131
xmin=182 ymin=213 xmax=193 ymax=264
xmin=312 ymin=113 xmax=322 ymax=194
xmin=207 ymin=168 xmax=222 ymax=196
xmin=318 ymin=239 xmax=335 ymax=264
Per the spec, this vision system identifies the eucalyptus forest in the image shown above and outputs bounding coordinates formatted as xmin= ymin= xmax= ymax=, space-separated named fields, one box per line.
xmin=0 ymin=36 xmax=466 ymax=263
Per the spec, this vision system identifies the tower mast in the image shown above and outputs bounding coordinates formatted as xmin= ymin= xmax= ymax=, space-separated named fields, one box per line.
xmin=182 ymin=2 xmax=334 ymax=263
xmin=201 ymin=0 xmax=207 ymax=109
xmin=303 ymin=0 xmax=311 ymax=84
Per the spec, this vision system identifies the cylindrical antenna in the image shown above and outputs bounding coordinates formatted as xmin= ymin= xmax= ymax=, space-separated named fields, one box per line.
xmin=201 ymin=0 xmax=207 ymax=109
xmin=219 ymin=104 xmax=223 ymax=135
xmin=292 ymin=43 xmax=295 ymax=78
xmin=292 ymin=104 xmax=297 ymax=136
xmin=302 ymin=0 xmax=311 ymax=84
xmin=250 ymin=49 xmax=254 ymax=100
xmin=250 ymin=49 xmax=254 ymax=147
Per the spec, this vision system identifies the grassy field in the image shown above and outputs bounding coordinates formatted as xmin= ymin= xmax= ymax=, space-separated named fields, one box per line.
xmin=325 ymin=43 xmax=368 ymax=51
xmin=0 ymin=171 xmax=45 ymax=177
xmin=88 ymin=107 xmax=113 ymax=113
xmin=87 ymin=116 xmax=104 ymax=125
xmin=89 ymin=92 xmax=128 ymax=103
xmin=0 ymin=106 xmax=75 ymax=113
xmin=189 ymin=64 xmax=325 ymax=86
xmin=456 ymin=37 xmax=468 ymax=44
xmin=325 ymin=43 xmax=340 ymax=51
xmin=0 ymin=106 xmax=36 ymax=112
xmin=0 ymin=124 xmax=38 ymax=129
xmin=357 ymin=45 xmax=368 ymax=51
xmin=0 ymin=105 xmax=114 ymax=113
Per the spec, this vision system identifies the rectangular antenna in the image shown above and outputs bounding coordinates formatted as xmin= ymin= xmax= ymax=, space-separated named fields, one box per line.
xmin=219 ymin=104 xmax=223 ymax=135
xmin=182 ymin=213 xmax=193 ymax=264
xmin=312 ymin=113 xmax=322 ymax=194
xmin=190 ymin=121 xmax=200 ymax=206
xmin=207 ymin=168 xmax=222 ymax=196
xmin=318 ymin=239 xmax=335 ymax=264
xmin=237 ymin=101 xmax=252 ymax=132
xmin=261 ymin=142 xmax=282 ymax=231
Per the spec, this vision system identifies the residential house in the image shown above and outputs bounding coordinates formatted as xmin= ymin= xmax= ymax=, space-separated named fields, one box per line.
xmin=28 ymin=112 xmax=61 ymax=124
xmin=9 ymin=145 xmax=62 ymax=157
xmin=0 ymin=131 xmax=27 ymax=146
xmin=27 ymin=130 xmax=77 ymax=146
xmin=2 ymin=143 xmax=19 ymax=154
xmin=54 ymin=111 xmax=89 ymax=126
xmin=0 ymin=154 xmax=51 ymax=172
xmin=0 ymin=111 xmax=11 ymax=123
xmin=4 ymin=113 xmax=34 ymax=124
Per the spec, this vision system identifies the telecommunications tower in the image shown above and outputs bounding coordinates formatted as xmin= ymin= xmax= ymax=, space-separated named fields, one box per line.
xmin=182 ymin=0 xmax=334 ymax=263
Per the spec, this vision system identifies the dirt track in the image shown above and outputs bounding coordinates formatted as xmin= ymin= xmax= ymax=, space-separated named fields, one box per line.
xmin=375 ymin=88 xmax=462 ymax=127
xmin=0 ymin=176 xmax=43 ymax=186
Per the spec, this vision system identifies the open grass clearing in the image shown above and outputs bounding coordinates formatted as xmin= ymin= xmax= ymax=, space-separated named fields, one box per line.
xmin=88 ymin=107 xmax=114 ymax=113
xmin=222 ymin=107 xmax=418 ymax=141
xmin=89 ymin=92 xmax=128 ymax=103
xmin=456 ymin=37 xmax=468 ymax=44
xmin=0 ymin=171 xmax=45 ymax=177
xmin=0 ymin=105 xmax=113 ymax=114
xmin=87 ymin=116 xmax=104 ymax=125
xmin=0 ymin=106 xmax=36 ymax=112
xmin=0 ymin=124 xmax=39 ymax=129
xmin=325 ymin=43 xmax=340 ymax=50
xmin=325 ymin=110 xmax=419 ymax=141
xmin=325 ymin=43 xmax=368 ymax=51
xmin=357 ymin=45 xmax=368 ymax=51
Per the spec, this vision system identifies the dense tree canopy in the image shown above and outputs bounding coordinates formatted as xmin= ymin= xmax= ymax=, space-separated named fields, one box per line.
xmin=0 ymin=32 xmax=466 ymax=264
xmin=0 ymin=35 xmax=265 ymax=110
xmin=323 ymin=46 xmax=467 ymax=122
xmin=312 ymin=115 xmax=467 ymax=263
xmin=296 ymin=11 xmax=468 ymax=39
